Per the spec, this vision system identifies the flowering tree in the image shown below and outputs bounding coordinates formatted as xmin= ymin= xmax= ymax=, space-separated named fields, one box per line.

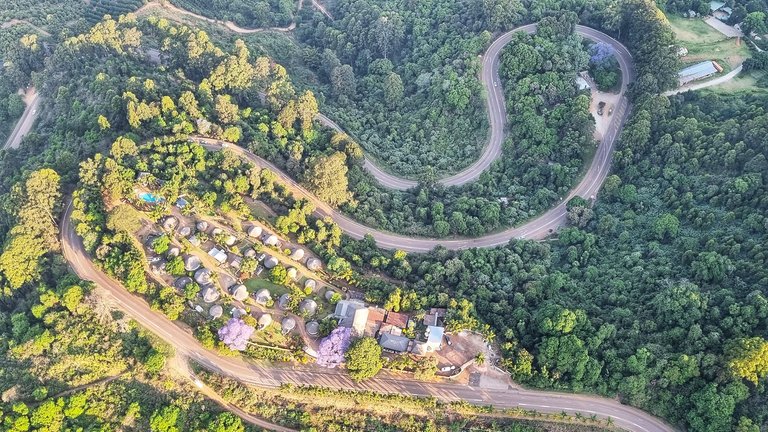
xmin=589 ymin=42 xmax=614 ymax=65
xmin=316 ymin=327 xmax=352 ymax=368
xmin=217 ymin=318 xmax=255 ymax=351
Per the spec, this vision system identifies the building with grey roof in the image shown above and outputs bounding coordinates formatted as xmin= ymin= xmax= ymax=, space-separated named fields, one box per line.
xmin=184 ymin=255 xmax=202 ymax=272
xmin=201 ymin=285 xmax=220 ymax=303
xmin=281 ymin=317 xmax=296 ymax=334
xmin=679 ymin=61 xmax=721 ymax=85
xmin=229 ymin=284 xmax=249 ymax=302
xmin=299 ymin=299 xmax=318 ymax=317
xmin=254 ymin=288 xmax=271 ymax=305
xmin=335 ymin=299 xmax=368 ymax=336
xmin=209 ymin=304 xmax=223 ymax=319
xmin=379 ymin=333 xmax=410 ymax=352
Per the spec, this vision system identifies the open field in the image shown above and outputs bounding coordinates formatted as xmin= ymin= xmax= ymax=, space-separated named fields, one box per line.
xmin=668 ymin=15 xmax=725 ymax=43
xmin=245 ymin=277 xmax=289 ymax=297
xmin=703 ymin=70 xmax=768 ymax=93
xmin=668 ymin=15 xmax=751 ymax=70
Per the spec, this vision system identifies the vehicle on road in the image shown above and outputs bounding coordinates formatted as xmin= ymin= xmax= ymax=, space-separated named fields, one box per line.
xmin=597 ymin=101 xmax=606 ymax=116
xmin=440 ymin=365 xmax=456 ymax=372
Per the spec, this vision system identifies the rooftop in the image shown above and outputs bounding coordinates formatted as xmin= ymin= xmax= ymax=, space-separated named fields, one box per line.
xmin=678 ymin=61 xmax=719 ymax=84
xmin=385 ymin=311 xmax=409 ymax=328
xmin=379 ymin=333 xmax=410 ymax=352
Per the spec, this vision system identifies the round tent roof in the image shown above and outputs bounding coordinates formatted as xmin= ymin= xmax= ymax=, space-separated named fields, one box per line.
xmin=230 ymin=284 xmax=249 ymax=301
xmin=184 ymin=255 xmax=202 ymax=272
xmin=162 ymin=216 xmax=178 ymax=230
xmin=201 ymin=285 xmax=220 ymax=303
xmin=194 ymin=268 xmax=212 ymax=284
xmin=209 ymin=304 xmax=223 ymax=319
xmin=247 ymin=226 xmax=262 ymax=238
xmin=212 ymin=227 xmax=223 ymax=236
xmin=324 ymin=290 xmax=337 ymax=301
xmin=281 ymin=317 xmax=296 ymax=332
xmin=258 ymin=313 xmax=273 ymax=328
xmin=254 ymin=288 xmax=271 ymax=305
xmin=287 ymin=267 xmax=298 ymax=280
xmin=264 ymin=256 xmax=279 ymax=269
xmin=298 ymin=299 xmax=318 ymax=316
xmin=278 ymin=293 xmax=291 ymax=310
xmin=244 ymin=248 xmax=257 ymax=258
xmin=167 ymin=247 xmax=180 ymax=258
xmin=232 ymin=307 xmax=247 ymax=318
xmin=174 ymin=276 xmax=192 ymax=290
xmin=304 ymin=279 xmax=317 ymax=291
xmin=224 ymin=235 xmax=237 ymax=246
xmin=290 ymin=248 xmax=305 ymax=261
xmin=264 ymin=234 xmax=279 ymax=246
xmin=306 ymin=258 xmax=322 ymax=271
xmin=305 ymin=321 xmax=320 ymax=336
xmin=196 ymin=221 xmax=209 ymax=231
xmin=178 ymin=226 xmax=192 ymax=237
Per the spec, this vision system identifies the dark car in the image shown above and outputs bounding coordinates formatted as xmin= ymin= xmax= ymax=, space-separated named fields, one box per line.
xmin=597 ymin=101 xmax=606 ymax=116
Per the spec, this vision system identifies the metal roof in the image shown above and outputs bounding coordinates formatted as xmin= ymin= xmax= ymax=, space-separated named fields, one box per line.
xmin=678 ymin=61 xmax=718 ymax=84
xmin=709 ymin=1 xmax=725 ymax=11
xmin=379 ymin=333 xmax=410 ymax=352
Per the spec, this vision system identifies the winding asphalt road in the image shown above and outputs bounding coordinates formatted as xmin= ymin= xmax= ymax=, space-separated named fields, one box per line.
xmin=3 ymin=89 xmax=40 ymax=150
xmin=191 ymin=25 xmax=635 ymax=252
xmin=61 ymin=201 xmax=674 ymax=432
xmin=320 ymin=24 xmax=634 ymax=190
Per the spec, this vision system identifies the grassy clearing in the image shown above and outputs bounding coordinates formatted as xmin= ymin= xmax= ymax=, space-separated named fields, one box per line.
xmin=704 ymin=70 xmax=768 ymax=93
xmin=244 ymin=277 xmax=289 ymax=297
xmin=668 ymin=15 xmax=725 ymax=43
xmin=252 ymin=320 xmax=292 ymax=347
xmin=668 ymin=15 xmax=750 ymax=70
xmin=247 ymin=200 xmax=276 ymax=223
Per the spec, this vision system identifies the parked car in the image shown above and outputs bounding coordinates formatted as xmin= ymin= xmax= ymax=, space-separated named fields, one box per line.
xmin=597 ymin=101 xmax=606 ymax=116
xmin=440 ymin=365 xmax=456 ymax=372
xmin=608 ymin=105 xmax=614 ymax=116
xmin=444 ymin=335 xmax=452 ymax=346
xmin=257 ymin=253 xmax=266 ymax=261
xmin=255 ymin=266 xmax=264 ymax=276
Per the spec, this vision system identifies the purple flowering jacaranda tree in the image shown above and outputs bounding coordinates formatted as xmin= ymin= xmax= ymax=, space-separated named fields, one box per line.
xmin=316 ymin=326 xmax=352 ymax=368
xmin=218 ymin=318 xmax=255 ymax=351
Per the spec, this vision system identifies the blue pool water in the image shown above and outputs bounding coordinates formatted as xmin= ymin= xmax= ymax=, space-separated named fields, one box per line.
xmin=138 ymin=192 xmax=163 ymax=204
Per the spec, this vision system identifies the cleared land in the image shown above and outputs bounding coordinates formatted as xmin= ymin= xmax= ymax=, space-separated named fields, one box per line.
xmin=668 ymin=15 xmax=750 ymax=71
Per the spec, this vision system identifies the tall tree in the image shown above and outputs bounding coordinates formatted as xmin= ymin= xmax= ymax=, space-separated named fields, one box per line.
xmin=304 ymin=152 xmax=352 ymax=206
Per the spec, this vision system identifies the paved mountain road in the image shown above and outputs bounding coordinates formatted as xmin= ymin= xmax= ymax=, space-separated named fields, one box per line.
xmin=3 ymin=89 xmax=40 ymax=150
xmin=61 ymin=202 xmax=675 ymax=432
xmin=318 ymin=24 xmax=634 ymax=190
xmin=193 ymin=25 xmax=635 ymax=251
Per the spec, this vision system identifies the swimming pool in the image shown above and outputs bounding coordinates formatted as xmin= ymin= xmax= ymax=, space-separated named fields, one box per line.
xmin=138 ymin=192 xmax=164 ymax=204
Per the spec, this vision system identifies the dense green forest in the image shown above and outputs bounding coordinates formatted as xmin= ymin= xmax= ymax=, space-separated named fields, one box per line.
xmin=340 ymin=92 xmax=768 ymax=430
xmin=0 ymin=0 xmax=766 ymax=431
xmin=169 ymin=0 xmax=297 ymax=28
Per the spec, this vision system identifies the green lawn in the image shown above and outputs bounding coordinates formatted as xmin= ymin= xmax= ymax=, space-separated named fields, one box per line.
xmin=244 ymin=277 xmax=289 ymax=297
xmin=667 ymin=15 xmax=751 ymax=70
xmin=668 ymin=15 xmax=726 ymax=44
xmin=252 ymin=321 xmax=292 ymax=348
xmin=703 ymin=70 xmax=768 ymax=94
xmin=246 ymin=200 xmax=276 ymax=223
